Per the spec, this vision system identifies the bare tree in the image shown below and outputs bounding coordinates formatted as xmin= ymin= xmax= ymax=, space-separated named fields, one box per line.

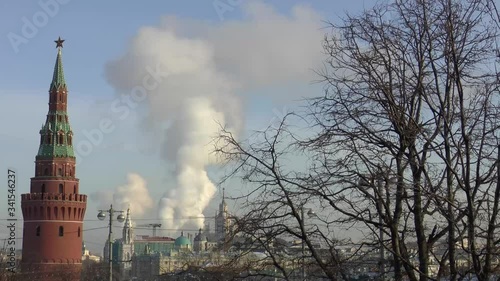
xmin=215 ymin=0 xmax=500 ymax=281
xmin=81 ymin=260 xmax=108 ymax=281
xmin=163 ymin=250 xmax=278 ymax=281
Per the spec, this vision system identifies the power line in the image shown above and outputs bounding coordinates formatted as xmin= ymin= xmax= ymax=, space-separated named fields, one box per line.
xmin=0 ymin=216 xmax=218 ymax=221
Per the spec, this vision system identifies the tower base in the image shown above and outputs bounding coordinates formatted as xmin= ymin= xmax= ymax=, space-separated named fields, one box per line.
xmin=21 ymin=262 xmax=82 ymax=281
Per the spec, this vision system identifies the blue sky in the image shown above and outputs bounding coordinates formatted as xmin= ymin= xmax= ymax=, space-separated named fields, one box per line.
xmin=0 ymin=0 xmax=369 ymax=253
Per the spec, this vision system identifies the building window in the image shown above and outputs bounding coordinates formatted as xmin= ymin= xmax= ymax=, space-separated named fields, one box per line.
xmin=59 ymin=184 xmax=63 ymax=194
xmin=41 ymin=184 xmax=45 ymax=193
xmin=44 ymin=168 xmax=49 ymax=176
xmin=78 ymin=227 xmax=81 ymax=237
xmin=59 ymin=226 xmax=64 ymax=237
xmin=58 ymin=134 xmax=64 ymax=144
xmin=58 ymin=168 xmax=63 ymax=176
xmin=74 ymin=185 xmax=77 ymax=194
xmin=36 ymin=226 xmax=40 ymax=237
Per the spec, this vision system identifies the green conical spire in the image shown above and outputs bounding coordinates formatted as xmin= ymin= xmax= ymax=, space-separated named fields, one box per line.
xmin=50 ymin=47 xmax=66 ymax=91
xmin=37 ymin=37 xmax=75 ymax=159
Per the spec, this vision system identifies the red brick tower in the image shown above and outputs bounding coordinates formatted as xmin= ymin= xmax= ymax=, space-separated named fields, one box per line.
xmin=21 ymin=37 xmax=87 ymax=280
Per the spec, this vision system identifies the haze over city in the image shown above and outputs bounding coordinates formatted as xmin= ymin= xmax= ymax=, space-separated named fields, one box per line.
xmin=0 ymin=1 xmax=369 ymax=253
xmin=1 ymin=1 xmax=499 ymax=280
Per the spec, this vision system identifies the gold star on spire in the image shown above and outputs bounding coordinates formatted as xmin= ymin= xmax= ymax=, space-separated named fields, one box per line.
xmin=55 ymin=37 xmax=65 ymax=48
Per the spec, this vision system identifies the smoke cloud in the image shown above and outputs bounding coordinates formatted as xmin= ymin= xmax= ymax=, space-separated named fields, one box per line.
xmin=102 ymin=2 xmax=325 ymax=232
xmin=159 ymin=2 xmax=325 ymax=94
xmin=105 ymin=26 xmax=240 ymax=231
xmin=91 ymin=173 xmax=154 ymax=217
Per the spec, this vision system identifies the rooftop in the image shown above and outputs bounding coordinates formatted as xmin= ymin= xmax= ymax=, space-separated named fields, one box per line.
xmin=135 ymin=235 xmax=175 ymax=242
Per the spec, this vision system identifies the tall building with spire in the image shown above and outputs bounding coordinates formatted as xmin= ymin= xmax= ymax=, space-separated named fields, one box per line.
xmin=215 ymin=188 xmax=231 ymax=241
xmin=21 ymin=37 xmax=87 ymax=280
xmin=118 ymin=208 xmax=134 ymax=280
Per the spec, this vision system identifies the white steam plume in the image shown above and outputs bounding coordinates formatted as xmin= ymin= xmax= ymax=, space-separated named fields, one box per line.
xmin=103 ymin=2 xmax=325 ymax=233
xmin=105 ymin=27 xmax=241 ymax=232
xmin=158 ymin=97 xmax=226 ymax=230
xmin=90 ymin=173 xmax=154 ymax=217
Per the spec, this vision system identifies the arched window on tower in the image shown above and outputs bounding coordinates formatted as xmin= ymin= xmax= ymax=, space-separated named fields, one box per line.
xmin=36 ymin=226 xmax=40 ymax=237
xmin=58 ymin=168 xmax=63 ymax=177
xmin=73 ymin=185 xmax=77 ymax=194
xmin=58 ymin=134 xmax=64 ymax=144
xmin=59 ymin=184 xmax=63 ymax=194
xmin=41 ymin=184 xmax=45 ymax=193
xmin=59 ymin=226 xmax=64 ymax=237
xmin=78 ymin=227 xmax=81 ymax=237
xmin=44 ymin=168 xmax=49 ymax=176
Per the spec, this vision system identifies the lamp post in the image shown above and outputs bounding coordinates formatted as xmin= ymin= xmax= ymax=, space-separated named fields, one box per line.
xmin=301 ymin=207 xmax=317 ymax=281
xmin=98 ymin=204 xmax=125 ymax=281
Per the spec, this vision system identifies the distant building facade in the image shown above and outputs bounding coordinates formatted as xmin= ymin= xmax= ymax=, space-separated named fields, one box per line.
xmin=215 ymin=188 xmax=233 ymax=242
xmin=106 ymin=191 xmax=235 ymax=280
xmin=114 ymin=208 xmax=134 ymax=279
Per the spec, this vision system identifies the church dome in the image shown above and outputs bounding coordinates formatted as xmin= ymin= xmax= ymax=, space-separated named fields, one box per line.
xmin=194 ymin=228 xmax=207 ymax=242
xmin=175 ymin=235 xmax=191 ymax=247
xmin=194 ymin=233 xmax=207 ymax=242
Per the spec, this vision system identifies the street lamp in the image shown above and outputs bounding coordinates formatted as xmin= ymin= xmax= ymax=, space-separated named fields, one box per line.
xmin=301 ymin=207 xmax=317 ymax=280
xmin=98 ymin=204 xmax=125 ymax=281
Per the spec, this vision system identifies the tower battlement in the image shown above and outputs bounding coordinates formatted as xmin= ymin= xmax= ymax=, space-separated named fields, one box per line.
xmin=21 ymin=193 xmax=87 ymax=202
